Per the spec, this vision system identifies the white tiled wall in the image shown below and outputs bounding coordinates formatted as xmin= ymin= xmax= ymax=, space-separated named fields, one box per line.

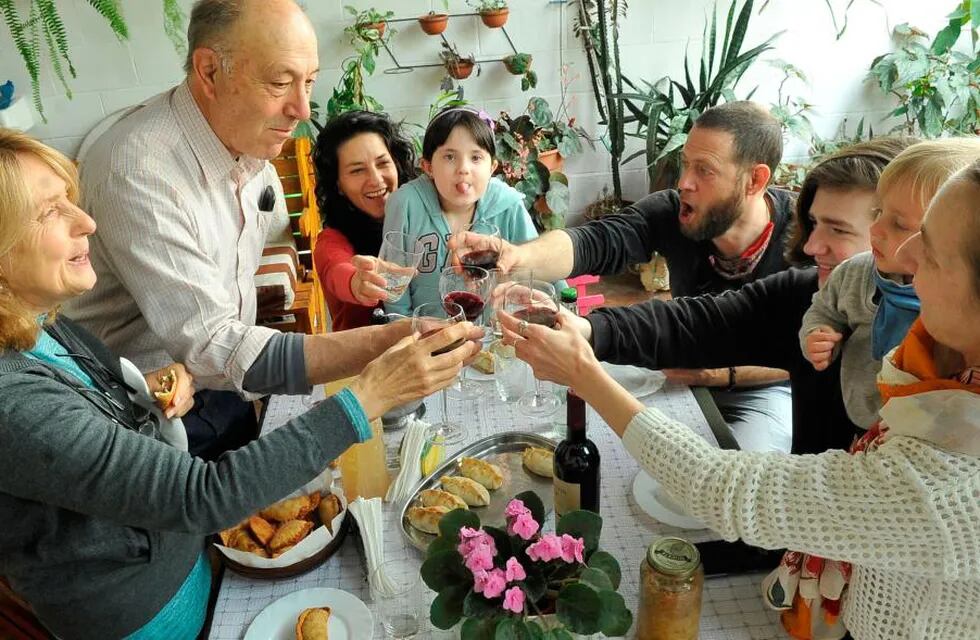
xmin=0 ymin=0 xmax=951 ymax=216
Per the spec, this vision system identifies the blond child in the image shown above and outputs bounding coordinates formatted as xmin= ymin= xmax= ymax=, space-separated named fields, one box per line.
xmin=800 ymin=138 xmax=980 ymax=428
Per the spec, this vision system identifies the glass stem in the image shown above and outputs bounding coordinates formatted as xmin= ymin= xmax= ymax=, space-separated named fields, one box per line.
xmin=441 ymin=386 xmax=450 ymax=424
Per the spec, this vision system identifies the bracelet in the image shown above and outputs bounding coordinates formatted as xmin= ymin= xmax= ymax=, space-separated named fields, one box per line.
xmin=726 ymin=366 xmax=737 ymax=391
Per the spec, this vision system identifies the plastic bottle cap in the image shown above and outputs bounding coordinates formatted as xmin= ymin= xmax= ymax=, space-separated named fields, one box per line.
xmin=560 ymin=287 xmax=578 ymax=303
xmin=646 ymin=537 xmax=700 ymax=577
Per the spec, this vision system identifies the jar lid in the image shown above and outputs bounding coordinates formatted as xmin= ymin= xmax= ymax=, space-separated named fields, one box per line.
xmin=560 ymin=286 xmax=578 ymax=302
xmin=646 ymin=537 xmax=700 ymax=577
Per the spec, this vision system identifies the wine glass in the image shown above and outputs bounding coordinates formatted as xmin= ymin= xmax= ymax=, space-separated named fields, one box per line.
xmin=378 ymin=231 xmax=424 ymax=303
xmin=411 ymin=301 xmax=468 ymax=442
xmin=453 ymin=221 xmax=501 ymax=276
xmin=440 ymin=265 xmax=491 ymax=397
xmin=505 ymin=279 xmax=561 ymax=418
xmin=488 ymin=267 xmax=533 ymax=339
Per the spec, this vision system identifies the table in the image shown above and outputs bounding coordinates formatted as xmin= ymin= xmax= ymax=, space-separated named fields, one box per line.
xmin=209 ymin=375 xmax=788 ymax=639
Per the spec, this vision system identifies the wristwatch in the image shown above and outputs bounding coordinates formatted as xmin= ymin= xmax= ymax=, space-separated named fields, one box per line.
xmin=725 ymin=366 xmax=737 ymax=391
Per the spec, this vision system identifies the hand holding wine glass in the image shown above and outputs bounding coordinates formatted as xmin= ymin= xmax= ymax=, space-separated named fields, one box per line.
xmin=349 ymin=255 xmax=390 ymax=306
xmin=410 ymin=301 xmax=471 ymax=442
xmin=377 ymin=231 xmax=424 ymax=302
xmin=504 ymin=280 xmax=562 ymax=417
xmin=440 ymin=265 xmax=491 ymax=397
xmin=453 ymin=221 xmax=501 ymax=275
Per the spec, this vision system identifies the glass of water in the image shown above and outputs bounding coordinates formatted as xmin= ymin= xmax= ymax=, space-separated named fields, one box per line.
xmin=370 ymin=559 xmax=424 ymax=639
xmin=378 ymin=231 xmax=424 ymax=303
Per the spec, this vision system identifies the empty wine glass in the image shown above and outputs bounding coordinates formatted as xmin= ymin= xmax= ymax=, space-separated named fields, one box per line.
xmin=378 ymin=231 xmax=424 ymax=303
xmin=505 ymin=279 xmax=561 ymax=417
xmin=411 ymin=301 xmax=468 ymax=442
xmin=370 ymin=559 xmax=424 ymax=639
xmin=440 ymin=265 xmax=491 ymax=398
xmin=454 ymin=220 xmax=501 ymax=275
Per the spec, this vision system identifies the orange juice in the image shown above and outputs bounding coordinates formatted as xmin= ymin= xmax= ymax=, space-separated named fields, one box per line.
xmin=325 ymin=377 xmax=391 ymax=501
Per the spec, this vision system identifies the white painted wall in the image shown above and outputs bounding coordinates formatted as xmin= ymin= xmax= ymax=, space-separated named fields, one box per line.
xmin=0 ymin=0 xmax=954 ymax=218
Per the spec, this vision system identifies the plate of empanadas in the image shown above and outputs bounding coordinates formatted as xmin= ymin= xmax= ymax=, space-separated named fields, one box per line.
xmin=243 ymin=587 xmax=372 ymax=640
xmin=400 ymin=432 xmax=557 ymax=551
xmin=215 ymin=471 xmax=349 ymax=578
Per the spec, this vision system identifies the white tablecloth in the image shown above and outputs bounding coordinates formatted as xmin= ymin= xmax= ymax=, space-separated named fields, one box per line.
xmin=209 ymin=377 xmax=788 ymax=639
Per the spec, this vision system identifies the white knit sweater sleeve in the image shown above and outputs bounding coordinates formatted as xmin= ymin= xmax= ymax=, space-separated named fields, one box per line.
xmin=622 ymin=407 xmax=980 ymax=580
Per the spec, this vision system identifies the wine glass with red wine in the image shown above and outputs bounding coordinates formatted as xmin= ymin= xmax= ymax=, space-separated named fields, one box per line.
xmin=454 ymin=221 xmax=501 ymax=277
xmin=412 ymin=301 xmax=468 ymax=442
xmin=505 ymin=280 xmax=561 ymax=418
xmin=439 ymin=265 xmax=491 ymax=397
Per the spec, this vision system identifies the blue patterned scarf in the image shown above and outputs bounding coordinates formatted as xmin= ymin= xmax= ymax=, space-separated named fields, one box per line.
xmin=871 ymin=270 xmax=920 ymax=360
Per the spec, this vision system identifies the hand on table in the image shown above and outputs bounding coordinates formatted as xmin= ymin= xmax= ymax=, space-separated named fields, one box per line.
xmin=805 ymin=326 xmax=843 ymax=371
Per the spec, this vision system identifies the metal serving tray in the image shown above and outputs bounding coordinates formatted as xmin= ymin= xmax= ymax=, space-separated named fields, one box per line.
xmin=399 ymin=431 xmax=557 ymax=552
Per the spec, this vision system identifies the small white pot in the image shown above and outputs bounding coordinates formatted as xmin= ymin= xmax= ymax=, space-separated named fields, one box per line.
xmin=0 ymin=96 xmax=36 ymax=131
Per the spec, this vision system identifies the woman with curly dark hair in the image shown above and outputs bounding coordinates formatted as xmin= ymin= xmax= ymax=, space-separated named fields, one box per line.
xmin=312 ymin=111 xmax=418 ymax=330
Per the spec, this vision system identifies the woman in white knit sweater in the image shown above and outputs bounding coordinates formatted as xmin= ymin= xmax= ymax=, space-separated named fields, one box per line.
xmin=499 ymin=161 xmax=980 ymax=640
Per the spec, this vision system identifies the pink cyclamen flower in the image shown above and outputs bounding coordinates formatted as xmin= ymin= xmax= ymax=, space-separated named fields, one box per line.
xmin=464 ymin=545 xmax=495 ymax=573
xmin=458 ymin=528 xmax=496 ymax=560
xmin=475 ymin=568 xmax=507 ymax=599
xmin=560 ymin=534 xmax=585 ymax=563
xmin=508 ymin=512 xmax=540 ymax=541
xmin=505 ymin=557 xmax=526 ymax=582
xmin=502 ymin=585 xmax=525 ymax=614
xmin=526 ymin=534 xmax=564 ymax=562
xmin=504 ymin=499 xmax=530 ymax=519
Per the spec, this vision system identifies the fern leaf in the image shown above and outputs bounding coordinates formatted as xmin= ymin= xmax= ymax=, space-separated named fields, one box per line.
xmin=85 ymin=0 xmax=128 ymax=40
xmin=37 ymin=0 xmax=76 ymax=79
xmin=1 ymin=0 xmax=46 ymax=118
xmin=163 ymin=0 xmax=188 ymax=59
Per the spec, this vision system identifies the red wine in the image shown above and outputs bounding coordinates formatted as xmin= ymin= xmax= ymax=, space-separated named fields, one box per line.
xmin=461 ymin=249 xmax=500 ymax=275
xmin=444 ymin=291 xmax=485 ymax=322
xmin=513 ymin=306 xmax=559 ymax=328
xmin=554 ymin=389 xmax=600 ymax=516
xmin=420 ymin=328 xmax=466 ymax=356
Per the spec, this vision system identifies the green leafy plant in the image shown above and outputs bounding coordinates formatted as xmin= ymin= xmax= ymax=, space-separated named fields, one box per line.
xmin=503 ymin=53 xmax=537 ymax=91
xmin=440 ymin=41 xmax=477 ymax=81
xmin=768 ymin=59 xmax=814 ymax=146
xmin=2 ymin=0 xmax=186 ymax=122
xmin=772 ymin=117 xmax=874 ymax=190
xmin=323 ymin=14 xmax=387 ymax=119
xmin=495 ymin=92 xmax=590 ymax=231
xmin=868 ymin=2 xmax=980 ymax=137
xmin=615 ymin=0 xmax=781 ymax=191
xmin=343 ymin=5 xmax=394 ymax=40
xmin=468 ymin=0 xmax=508 ymax=10
xmin=421 ymin=492 xmax=632 ymax=638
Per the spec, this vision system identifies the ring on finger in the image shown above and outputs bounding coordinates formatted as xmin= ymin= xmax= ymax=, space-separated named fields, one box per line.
xmin=518 ymin=319 xmax=529 ymax=338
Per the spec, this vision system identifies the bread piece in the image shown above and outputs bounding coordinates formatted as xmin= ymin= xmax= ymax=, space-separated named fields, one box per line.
xmin=407 ymin=505 xmax=449 ymax=534
xmin=317 ymin=493 xmax=344 ymax=534
xmin=459 ymin=457 xmax=504 ymax=490
xmin=260 ymin=493 xmax=318 ymax=522
xmin=268 ymin=519 xmax=314 ymax=552
xmin=419 ymin=488 xmax=468 ymax=511
xmin=440 ymin=475 xmax=490 ymax=506
xmin=248 ymin=515 xmax=276 ymax=547
xmin=471 ymin=349 xmax=495 ymax=374
xmin=522 ymin=447 xmax=554 ymax=478
xmin=296 ymin=606 xmax=331 ymax=640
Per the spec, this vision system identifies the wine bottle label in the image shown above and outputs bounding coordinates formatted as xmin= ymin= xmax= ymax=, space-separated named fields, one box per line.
xmin=554 ymin=477 xmax=581 ymax=516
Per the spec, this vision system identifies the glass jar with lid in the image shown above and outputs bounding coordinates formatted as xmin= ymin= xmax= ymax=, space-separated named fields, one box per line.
xmin=637 ymin=536 xmax=704 ymax=640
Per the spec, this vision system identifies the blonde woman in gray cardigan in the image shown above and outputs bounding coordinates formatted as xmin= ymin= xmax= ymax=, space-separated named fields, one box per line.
xmin=800 ymin=138 xmax=980 ymax=429
xmin=499 ymin=160 xmax=980 ymax=640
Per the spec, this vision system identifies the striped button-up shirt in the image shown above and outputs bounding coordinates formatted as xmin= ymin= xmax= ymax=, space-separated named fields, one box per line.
xmin=65 ymin=82 xmax=290 ymax=394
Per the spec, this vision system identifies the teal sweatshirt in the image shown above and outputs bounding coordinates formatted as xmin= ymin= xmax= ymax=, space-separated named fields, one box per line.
xmin=382 ymin=175 xmax=539 ymax=316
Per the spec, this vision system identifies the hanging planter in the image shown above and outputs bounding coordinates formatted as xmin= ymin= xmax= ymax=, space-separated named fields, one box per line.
xmin=446 ymin=59 xmax=476 ymax=80
xmin=356 ymin=21 xmax=386 ymax=39
xmin=479 ymin=8 xmax=509 ymax=28
xmin=418 ymin=12 xmax=449 ymax=35
xmin=503 ymin=53 xmax=532 ymax=75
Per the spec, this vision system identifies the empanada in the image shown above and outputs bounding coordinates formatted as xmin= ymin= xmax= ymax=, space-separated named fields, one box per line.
xmin=248 ymin=515 xmax=276 ymax=547
xmin=522 ymin=447 xmax=554 ymax=478
xmin=260 ymin=493 xmax=318 ymax=522
xmin=153 ymin=368 xmax=177 ymax=409
xmin=440 ymin=475 xmax=490 ymax=506
xmin=419 ymin=488 xmax=468 ymax=511
xmin=459 ymin=457 xmax=504 ymax=490
xmin=316 ymin=493 xmax=343 ymax=533
xmin=269 ymin=519 xmax=314 ymax=552
xmin=225 ymin=528 xmax=266 ymax=555
xmin=407 ymin=505 xmax=449 ymax=534
xmin=296 ymin=606 xmax=331 ymax=640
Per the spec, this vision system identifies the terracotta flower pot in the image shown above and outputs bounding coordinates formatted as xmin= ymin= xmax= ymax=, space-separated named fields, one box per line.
xmin=536 ymin=149 xmax=564 ymax=173
xmin=419 ymin=13 xmax=449 ymax=35
xmin=480 ymin=8 xmax=510 ymax=28
xmin=446 ymin=60 xmax=475 ymax=80
xmin=357 ymin=21 xmax=386 ymax=39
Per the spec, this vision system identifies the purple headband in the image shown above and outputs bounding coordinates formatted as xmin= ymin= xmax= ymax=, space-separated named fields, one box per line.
xmin=429 ymin=106 xmax=496 ymax=133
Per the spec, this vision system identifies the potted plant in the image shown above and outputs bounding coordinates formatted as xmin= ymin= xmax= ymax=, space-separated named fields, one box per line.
xmin=421 ymin=492 xmax=632 ymax=638
xmin=503 ymin=53 xmax=537 ymax=91
xmin=419 ymin=0 xmax=451 ymax=35
xmin=468 ymin=0 xmax=510 ymax=28
xmin=495 ymin=94 xmax=589 ymax=230
xmin=344 ymin=5 xmax=394 ymax=40
xmin=441 ymin=41 xmax=477 ymax=80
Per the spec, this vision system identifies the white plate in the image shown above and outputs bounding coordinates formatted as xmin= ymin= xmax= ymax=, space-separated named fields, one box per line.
xmin=602 ymin=362 xmax=665 ymax=398
xmin=632 ymin=470 xmax=706 ymax=530
xmin=243 ymin=587 xmax=373 ymax=640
